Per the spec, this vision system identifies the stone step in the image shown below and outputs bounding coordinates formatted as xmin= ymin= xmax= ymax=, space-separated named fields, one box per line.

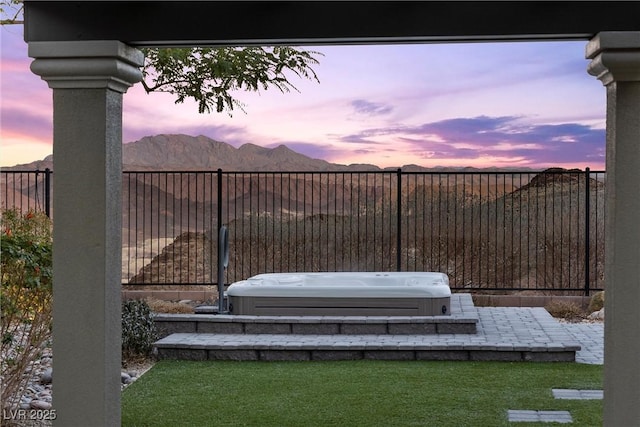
xmin=154 ymin=314 xmax=478 ymax=337
xmin=155 ymin=294 xmax=478 ymax=337
xmin=153 ymin=332 xmax=578 ymax=362
xmin=153 ymin=294 xmax=580 ymax=362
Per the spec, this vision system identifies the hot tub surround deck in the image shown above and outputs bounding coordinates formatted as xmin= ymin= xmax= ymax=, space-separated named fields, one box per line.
xmin=153 ymin=294 xmax=581 ymax=362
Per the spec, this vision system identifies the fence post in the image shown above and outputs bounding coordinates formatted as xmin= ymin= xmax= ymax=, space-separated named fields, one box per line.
xmin=584 ymin=167 xmax=591 ymax=296
xmin=44 ymin=168 xmax=51 ymax=218
xmin=218 ymin=225 xmax=229 ymax=313
xmin=217 ymin=168 xmax=223 ymax=289
xmin=396 ymin=168 xmax=402 ymax=271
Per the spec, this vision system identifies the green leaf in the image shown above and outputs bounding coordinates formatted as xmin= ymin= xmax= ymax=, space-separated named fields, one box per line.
xmin=141 ymin=46 xmax=322 ymax=115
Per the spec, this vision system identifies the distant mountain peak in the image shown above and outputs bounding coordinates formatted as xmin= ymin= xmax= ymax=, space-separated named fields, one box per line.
xmin=122 ymin=134 xmax=357 ymax=171
xmin=238 ymin=142 xmax=269 ymax=153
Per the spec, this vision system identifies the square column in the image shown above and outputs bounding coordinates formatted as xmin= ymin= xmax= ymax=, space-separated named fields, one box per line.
xmin=587 ymin=32 xmax=640 ymax=426
xmin=29 ymin=41 xmax=143 ymax=427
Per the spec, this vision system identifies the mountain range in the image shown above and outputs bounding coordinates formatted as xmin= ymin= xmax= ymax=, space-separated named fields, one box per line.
xmin=4 ymin=133 xmax=535 ymax=173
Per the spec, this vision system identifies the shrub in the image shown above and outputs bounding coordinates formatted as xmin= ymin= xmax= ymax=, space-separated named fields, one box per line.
xmin=122 ymin=299 xmax=158 ymax=360
xmin=1 ymin=209 xmax=53 ymax=410
xmin=545 ymin=300 xmax=585 ymax=322
xmin=146 ymin=298 xmax=195 ymax=314
xmin=588 ymin=291 xmax=605 ymax=313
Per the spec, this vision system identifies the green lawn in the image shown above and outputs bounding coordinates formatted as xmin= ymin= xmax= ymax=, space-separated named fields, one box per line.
xmin=122 ymin=360 xmax=602 ymax=427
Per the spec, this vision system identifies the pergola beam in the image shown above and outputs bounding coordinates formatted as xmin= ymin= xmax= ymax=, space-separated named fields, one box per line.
xmin=24 ymin=1 xmax=640 ymax=46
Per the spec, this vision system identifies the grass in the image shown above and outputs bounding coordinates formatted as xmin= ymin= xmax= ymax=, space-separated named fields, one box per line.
xmin=122 ymin=360 xmax=602 ymax=426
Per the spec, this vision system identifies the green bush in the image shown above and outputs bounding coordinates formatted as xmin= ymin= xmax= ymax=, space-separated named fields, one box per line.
xmin=588 ymin=291 xmax=605 ymax=312
xmin=122 ymin=299 xmax=158 ymax=359
xmin=1 ymin=209 xmax=53 ymax=410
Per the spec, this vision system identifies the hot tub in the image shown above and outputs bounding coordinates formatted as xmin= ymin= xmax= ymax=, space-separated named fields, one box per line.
xmin=226 ymin=272 xmax=451 ymax=316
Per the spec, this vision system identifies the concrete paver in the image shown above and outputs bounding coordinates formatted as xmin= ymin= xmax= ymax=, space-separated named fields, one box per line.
xmin=560 ymin=322 xmax=604 ymax=364
xmin=552 ymin=389 xmax=603 ymax=400
xmin=508 ymin=410 xmax=573 ymax=423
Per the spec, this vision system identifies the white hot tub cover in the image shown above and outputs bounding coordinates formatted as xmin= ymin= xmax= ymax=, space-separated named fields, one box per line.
xmin=226 ymin=272 xmax=451 ymax=298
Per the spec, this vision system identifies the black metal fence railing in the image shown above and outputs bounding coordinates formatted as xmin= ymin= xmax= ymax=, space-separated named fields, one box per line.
xmin=0 ymin=168 xmax=605 ymax=295
xmin=1 ymin=169 xmax=52 ymax=217
xmin=122 ymin=171 xmax=218 ymax=286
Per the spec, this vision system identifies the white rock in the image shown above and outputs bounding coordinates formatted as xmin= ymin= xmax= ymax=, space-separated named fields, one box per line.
xmin=40 ymin=367 xmax=53 ymax=384
xmin=37 ymin=389 xmax=51 ymax=398
xmin=589 ymin=308 xmax=605 ymax=320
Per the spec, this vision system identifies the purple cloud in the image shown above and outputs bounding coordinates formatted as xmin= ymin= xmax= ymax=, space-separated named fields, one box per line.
xmin=0 ymin=108 xmax=52 ymax=142
xmin=339 ymin=116 xmax=605 ymax=168
xmin=339 ymin=125 xmax=409 ymax=144
xmin=350 ymin=99 xmax=393 ymax=116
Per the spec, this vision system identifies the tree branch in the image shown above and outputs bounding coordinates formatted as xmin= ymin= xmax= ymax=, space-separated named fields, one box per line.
xmin=0 ymin=2 xmax=23 ymax=25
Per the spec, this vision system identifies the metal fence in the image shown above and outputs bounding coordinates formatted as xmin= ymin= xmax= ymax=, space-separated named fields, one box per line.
xmin=1 ymin=168 xmax=605 ymax=295
xmin=1 ymin=169 xmax=51 ymax=217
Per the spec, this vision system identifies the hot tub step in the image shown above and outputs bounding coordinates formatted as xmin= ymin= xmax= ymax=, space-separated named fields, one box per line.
xmin=155 ymin=295 xmax=478 ymax=337
xmin=155 ymin=317 xmax=478 ymax=336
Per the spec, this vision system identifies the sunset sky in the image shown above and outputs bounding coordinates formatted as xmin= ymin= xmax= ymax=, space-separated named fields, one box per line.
xmin=1 ymin=24 xmax=607 ymax=170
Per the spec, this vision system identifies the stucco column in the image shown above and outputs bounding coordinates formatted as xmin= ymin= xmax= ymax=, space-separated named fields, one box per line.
xmin=586 ymin=32 xmax=640 ymax=426
xmin=29 ymin=41 xmax=143 ymax=427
